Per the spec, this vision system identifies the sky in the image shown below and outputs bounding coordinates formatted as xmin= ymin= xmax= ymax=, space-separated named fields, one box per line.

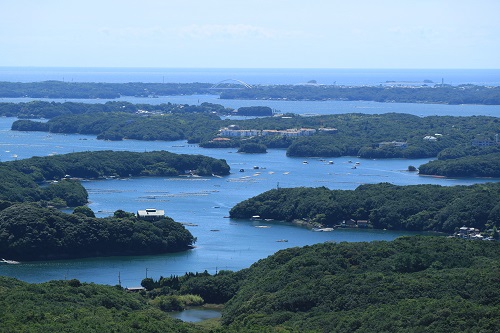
xmin=1 ymin=0 xmax=499 ymax=69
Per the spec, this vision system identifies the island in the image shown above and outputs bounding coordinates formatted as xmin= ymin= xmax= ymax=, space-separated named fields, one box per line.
xmin=220 ymin=83 xmax=500 ymax=105
xmin=229 ymin=183 xmax=500 ymax=236
xmin=0 ymin=203 xmax=196 ymax=261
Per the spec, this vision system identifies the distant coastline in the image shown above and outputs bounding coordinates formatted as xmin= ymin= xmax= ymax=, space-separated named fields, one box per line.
xmin=1 ymin=67 xmax=499 ymax=86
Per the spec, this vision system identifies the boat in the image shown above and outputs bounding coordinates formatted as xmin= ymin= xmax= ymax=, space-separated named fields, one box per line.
xmin=239 ymin=168 xmax=245 ymax=172
xmin=1 ymin=258 xmax=20 ymax=264
xmin=276 ymin=239 xmax=288 ymax=242
xmin=312 ymin=227 xmax=334 ymax=232
xmin=302 ymin=161 xmax=308 ymax=164
xmin=328 ymin=161 xmax=334 ymax=164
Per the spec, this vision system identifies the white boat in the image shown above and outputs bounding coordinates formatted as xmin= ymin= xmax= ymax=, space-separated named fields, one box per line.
xmin=1 ymin=258 xmax=20 ymax=264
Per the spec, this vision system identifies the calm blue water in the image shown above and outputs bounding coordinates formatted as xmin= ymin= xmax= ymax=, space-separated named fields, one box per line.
xmin=1 ymin=95 xmax=499 ymax=118
xmin=1 ymin=67 xmax=500 ymax=86
xmin=0 ymin=67 xmax=499 ymax=286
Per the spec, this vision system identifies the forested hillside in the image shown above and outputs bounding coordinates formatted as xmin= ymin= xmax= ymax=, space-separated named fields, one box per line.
xmin=418 ymin=152 xmax=500 ymax=177
xmin=0 ymin=276 xmax=204 ymax=333
xmin=0 ymin=166 xmax=88 ymax=207
xmin=220 ymin=236 xmax=500 ymax=332
xmin=229 ymin=183 xmax=500 ymax=233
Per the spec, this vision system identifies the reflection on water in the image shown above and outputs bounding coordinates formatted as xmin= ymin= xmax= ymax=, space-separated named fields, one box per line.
xmin=169 ymin=308 xmax=222 ymax=323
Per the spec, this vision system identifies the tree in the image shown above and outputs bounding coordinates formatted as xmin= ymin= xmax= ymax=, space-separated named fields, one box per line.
xmin=114 ymin=209 xmax=135 ymax=219
xmin=73 ymin=206 xmax=95 ymax=218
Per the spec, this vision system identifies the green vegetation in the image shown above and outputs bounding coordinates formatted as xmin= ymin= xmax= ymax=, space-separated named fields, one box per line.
xmin=1 ymin=100 xmax=232 ymax=119
xmin=0 ymin=276 xmax=204 ymax=333
xmin=0 ymin=203 xmax=195 ymax=260
xmin=220 ymin=83 xmax=500 ymax=105
xmin=14 ymin=111 xmax=499 ymax=165
xmin=1 ymin=237 xmax=499 ymax=332
xmin=229 ymin=183 xmax=500 ymax=233
xmin=141 ymin=270 xmax=242 ymax=305
xmin=12 ymin=111 xmax=223 ymax=143
xmin=237 ymin=143 xmax=267 ymax=154
xmin=219 ymin=236 xmax=500 ymax=332
xmin=0 ymin=81 xmax=212 ymax=99
xmin=5 ymin=150 xmax=230 ymax=180
xmin=419 ymin=151 xmax=500 ymax=178
xmin=235 ymin=106 xmax=273 ymax=116
xmin=0 ymin=166 xmax=88 ymax=207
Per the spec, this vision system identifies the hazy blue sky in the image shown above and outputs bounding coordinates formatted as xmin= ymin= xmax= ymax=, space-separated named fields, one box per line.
xmin=1 ymin=0 xmax=499 ymax=68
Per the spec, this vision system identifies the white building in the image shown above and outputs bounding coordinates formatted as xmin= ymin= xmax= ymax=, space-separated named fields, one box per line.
xmin=137 ymin=208 xmax=165 ymax=221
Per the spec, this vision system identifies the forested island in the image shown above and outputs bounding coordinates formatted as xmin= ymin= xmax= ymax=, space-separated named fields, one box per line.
xmin=0 ymin=203 xmax=195 ymax=261
xmin=229 ymin=183 xmax=500 ymax=234
xmin=1 ymin=80 xmax=500 ymax=105
xmin=1 ymin=236 xmax=499 ymax=332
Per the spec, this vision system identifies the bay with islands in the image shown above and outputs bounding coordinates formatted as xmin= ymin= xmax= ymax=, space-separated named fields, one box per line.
xmin=0 ymin=95 xmax=498 ymax=287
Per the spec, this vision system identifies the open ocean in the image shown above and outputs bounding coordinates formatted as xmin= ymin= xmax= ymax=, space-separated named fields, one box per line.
xmin=1 ymin=67 xmax=500 ymax=86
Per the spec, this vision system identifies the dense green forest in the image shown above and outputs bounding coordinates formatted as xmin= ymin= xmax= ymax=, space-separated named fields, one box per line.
xmin=218 ymin=236 xmax=500 ymax=332
xmin=418 ymin=151 xmax=500 ymax=177
xmin=5 ymin=150 xmax=230 ymax=180
xmin=0 ymin=203 xmax=195 ymax=260
xmin=12 ymin=111 xmax=223 ymax=142
xmin=2 ymin=237 xmax=498 ymax=332
xmin=0 ymin=166 xmax=88 ymax=207
xmin=0 ymin=276 xmax=205 ymax=333
xmin=220 ymin=83 xmax=500 ymax=105
xmin=229 ymin=183 xmax=500 ymax=233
